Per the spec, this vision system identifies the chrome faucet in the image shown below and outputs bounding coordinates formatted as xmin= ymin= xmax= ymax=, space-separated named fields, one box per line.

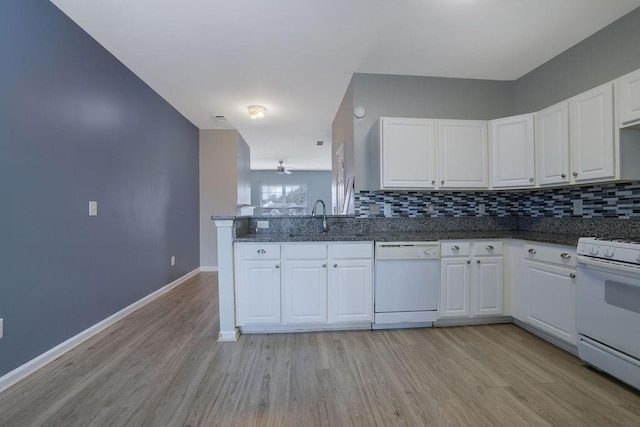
xmin=311 ymin=199 xmax=328 ymax=233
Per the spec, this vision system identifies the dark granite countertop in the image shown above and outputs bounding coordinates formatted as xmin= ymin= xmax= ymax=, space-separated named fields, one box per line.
xmin=234 ymin=230 xmax=580 ymax=246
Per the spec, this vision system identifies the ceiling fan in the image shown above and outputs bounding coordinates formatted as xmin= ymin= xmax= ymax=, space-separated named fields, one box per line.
xmin=277 ymin=160 xmax=293 ymax=175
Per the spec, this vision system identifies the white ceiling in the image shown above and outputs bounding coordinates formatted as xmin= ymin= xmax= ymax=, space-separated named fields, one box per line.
xmin=51 ymin=0 xmax=640 ymax=171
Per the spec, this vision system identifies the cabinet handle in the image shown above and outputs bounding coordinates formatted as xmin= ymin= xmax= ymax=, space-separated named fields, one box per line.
xmin=466 ymin=260 xmax=471 ymax=264
xmin=441 ymin=180 xmax=445 ymax=185
xmin=560 ymin=253 xmax=571 ymax=259
xmin=275 ymin=264 xmax=280 ymax=269
xmin=257 ymin=249 xmax=267 ymax=254
xmin=476 ymin=260 xmax=481 ymax=264
xmin=528 ymin=248 xmax=536 ymax=254
xmin=529 ymin=177 xmax=534 ymax=183
xmin=561 ymin=173 xmax=567 ymax=178
xmin=431 ymin=180 xmax=435 ymax=185
xmin=322 ymin=264 xmax=327 ymax=268
xmin=486 ymin=245 xmax=494 ymax=250
xmin=452 ymin=245 xmax=460 ymax=251
xmin=333 ymin=264 xmax=338 ymax=268
xmin=569 ymin=273 xmax=576 ymax=279
xmin=573 ymin=172 xmax=578 ymax=177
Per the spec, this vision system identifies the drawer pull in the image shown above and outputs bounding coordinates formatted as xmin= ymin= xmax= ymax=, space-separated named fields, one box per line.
xmin=476 ymin=260 xmax=481 ymax=264
xmin=528 ymin=248 xmax=536 ymax=254
xmin=257 ymin=249 xmax=267 ymax=254
xmin=529 ymin=177 xmax=534 ymax=183
xmin=322 ymin=264 xmax=327 ymax=268
xmin=275 ymin=264 xmax=280 ymax=269
xmin=452 ymin=245 xmax=460 ymax=251
xmin=441 ymin=180 xmax=445 ymax=185
xmin=570 ymin=273 xmax=576 ymax=279
xmin=466 ymin=260 xmax=471 ymax=264
xmin=486 ymin=245 xmax=494 ymax=250
xmin=333 ymin=264 xmax=338 ymax=268
xmin=573 ymin=171 xmax=578 ymax=177
xmin=431 ymin=180 xmax=435 ymax=185
xmin=561 ymin=173 xmax=566 ymax=178
xmin=560 ymin=253 xmax=571 ymax=259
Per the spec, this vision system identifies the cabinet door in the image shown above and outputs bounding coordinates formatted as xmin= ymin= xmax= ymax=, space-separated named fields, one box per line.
xmin=439 ymin=258 xmax=471 ymax=318
xmin=473 ymin=257 xmax=504 ymax=316
xmin=381 ymin=118 xmax=436 ymax=188
xmin=490 ymin=114 xmax=535 ymax=188
xmin=569 ymin=83 xmax=614 ymax=182
xmin=282 ymin=260 xmax=327 ymax=324
xmin=536 ymin=102 xmax=570 ymax=186
xmin=617 ymin=68 xmax=640 ymax=127
xmin=525 ymin=261 xmax=577 ymax=344
xmin=328 ymin=259 xmax=373 ymax=323
xmin=438 ymin=120 xmax=488 ymax=188
xmin=237 ymin=260 xmax=281 ymax=325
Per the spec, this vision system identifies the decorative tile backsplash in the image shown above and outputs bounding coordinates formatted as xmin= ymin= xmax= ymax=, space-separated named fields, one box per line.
xmin=355 ymin=181 xmax=640 ymax=219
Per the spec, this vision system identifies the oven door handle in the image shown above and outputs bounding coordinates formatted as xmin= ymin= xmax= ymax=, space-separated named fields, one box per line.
xmin=577 ymin=254 xmax=640 ymax=279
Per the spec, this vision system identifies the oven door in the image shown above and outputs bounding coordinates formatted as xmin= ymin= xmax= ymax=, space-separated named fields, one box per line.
xmin=577 ymin=258 xmax=640 ymax=359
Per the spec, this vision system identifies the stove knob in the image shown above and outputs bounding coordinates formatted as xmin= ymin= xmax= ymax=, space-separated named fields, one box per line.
xmin=604 ymin=247 xmax=615 ymax=258
xmin=589 ymin=246 xmax=599 ymax=255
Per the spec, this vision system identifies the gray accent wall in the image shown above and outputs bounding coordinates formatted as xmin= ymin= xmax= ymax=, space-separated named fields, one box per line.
xmin=0 ymin=0 xmax=199 ymax=377
xmin=514 ymin=7 xmax=640 ymax=114
xmin=349 ymin=74 xmax=514 ymax=191
xmin=251 ymin=170 xmax=333 ymax=216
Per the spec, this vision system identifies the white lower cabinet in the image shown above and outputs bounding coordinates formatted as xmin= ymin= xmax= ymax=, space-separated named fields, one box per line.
xmin=517 ymin=242 xmax=577 ymax=345
xmin=329 ymin=258 xmax=373 ymax=323
xmin=237 ymin=260 xmax=282 ymax=325
xmin=439 ymin=241 xmax=503 ymax=319
xmin=236 ymin=242 xmax=373 ymax=328
xmin=282 ymin=260 xmax=327 ymax=324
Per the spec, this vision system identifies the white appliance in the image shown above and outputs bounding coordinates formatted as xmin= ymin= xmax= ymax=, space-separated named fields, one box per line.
xmin=374 ymin=241 xmax=440 ymax=328
xmin=576 ymin=237 xmax=640 ymax=391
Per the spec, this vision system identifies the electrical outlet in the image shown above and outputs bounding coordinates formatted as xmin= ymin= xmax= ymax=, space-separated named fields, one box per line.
xmin=171 ymin=256 xmax=176 ymax=266
xmin=257 ymin=220 xmax=269 ymax=229
xmin=89 ymin=201 xmax=98 ymax=217
xmin=573 ymin=199 xmax=583 ymax=216
xmin=479 ymin=204 xmax=486 ymax=215
xmin=0 ymin=318 xmax=3 ymax=339
xmin=427 ymin=203 xmax=435 ymax=214
xmin=369 ymin=204 xmax=381 ymax=215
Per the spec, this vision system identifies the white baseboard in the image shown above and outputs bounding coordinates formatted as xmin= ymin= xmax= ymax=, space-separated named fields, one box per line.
xmin=0 ymin=268 xmax=201 ymax=394
xmin=217 ymin=329 xmax=239 ymax=342
xmin=200 ymin=266 xmax=218 ymax=272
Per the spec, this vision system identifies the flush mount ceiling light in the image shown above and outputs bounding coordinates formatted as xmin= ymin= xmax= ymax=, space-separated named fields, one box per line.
xmin=247 ymin=105 xmax=267 ymax=119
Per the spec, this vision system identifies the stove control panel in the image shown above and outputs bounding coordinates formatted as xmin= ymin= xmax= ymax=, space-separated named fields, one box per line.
xmin=578 ymin=237 xmax=640 ymax=265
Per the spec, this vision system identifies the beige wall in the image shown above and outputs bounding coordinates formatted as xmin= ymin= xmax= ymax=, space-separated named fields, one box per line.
xmin=199 ymin=129 xmax=250 ymax=269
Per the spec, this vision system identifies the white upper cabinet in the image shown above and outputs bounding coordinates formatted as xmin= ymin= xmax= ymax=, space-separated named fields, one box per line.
xmin=569 ymin=82 xmax=614 ymax=182
xmin=617 ymin=68 xmax=640 ymax=128
xmin=490 ymin=114 xmax=535 ymax=188
xmin=438 ymin=120 xmax=488 ymax=188
xmin=536 ymin=102 xmax=570 ymax=186
xmin=376 ymin=117 xmax=437 ymax=189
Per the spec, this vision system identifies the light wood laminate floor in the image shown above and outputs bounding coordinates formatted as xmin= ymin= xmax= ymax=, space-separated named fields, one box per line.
xmin=1 ymin=273 xmax=639 ymax=426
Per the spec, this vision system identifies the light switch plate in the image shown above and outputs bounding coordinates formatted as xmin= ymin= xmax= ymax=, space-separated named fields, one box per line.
xmin=257 ymin=220 xmax=269 ymax=229
xmin=479 ymin=204 xmax=486 ymax=215
xmin=89 ymin=201 xmax=98 ymax=216
xmin=573 ymin=199 xmax=583 ymax=215
xmin=383 ymin=203 xmax=392 ymax=217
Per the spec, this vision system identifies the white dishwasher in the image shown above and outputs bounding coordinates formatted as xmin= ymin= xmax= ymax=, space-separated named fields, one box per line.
xmin=374 ymin=241 xmax=440 ymax=329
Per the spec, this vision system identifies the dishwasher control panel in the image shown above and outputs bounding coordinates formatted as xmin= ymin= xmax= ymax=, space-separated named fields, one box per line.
xmin=375 ymin=242 xmax=441 ymax=260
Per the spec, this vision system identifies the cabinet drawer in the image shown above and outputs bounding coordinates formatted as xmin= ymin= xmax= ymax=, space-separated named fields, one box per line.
xmin=282 ymin=243 xmax=327 ymax=260
xmin=524 ymin=242 xmax=576 ymax=267
xmin=441 ymin=241 xmax=470 ymax=257
xmin=330 ymin=242 xmax=373 ymax=259
xmin=473 ymin=241 xmax=503 ymax=256
xmin=238 ymin=243 xmax=281 ymax=260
